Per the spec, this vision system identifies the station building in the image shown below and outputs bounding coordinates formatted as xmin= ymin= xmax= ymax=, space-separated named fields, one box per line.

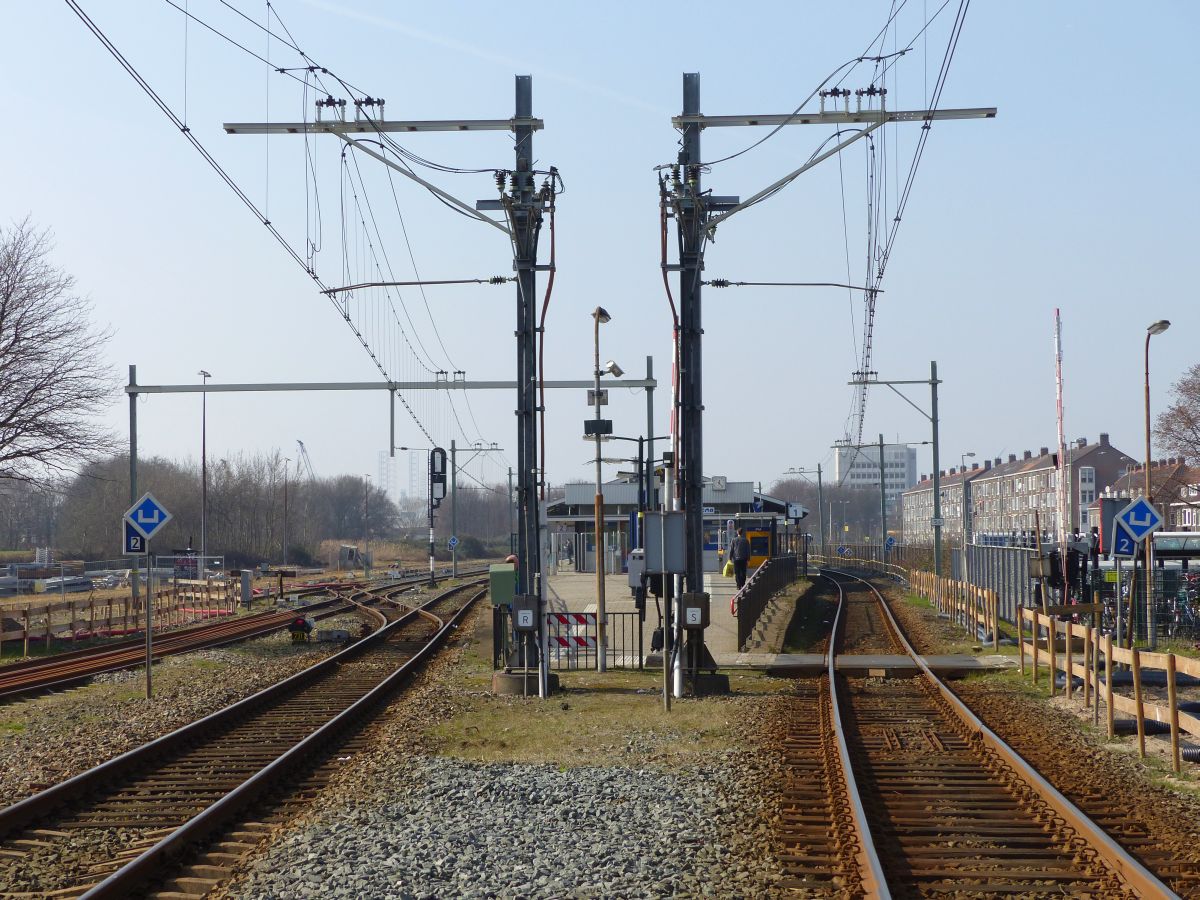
xmin=545 ymin=476 xmax=803 ymax=573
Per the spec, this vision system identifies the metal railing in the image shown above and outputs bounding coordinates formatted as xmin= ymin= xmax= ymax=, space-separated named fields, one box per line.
xmin=735 ymin=555 xmax=799 ymax=650
xmin=493 ymin=608 xmax=644 ymax=670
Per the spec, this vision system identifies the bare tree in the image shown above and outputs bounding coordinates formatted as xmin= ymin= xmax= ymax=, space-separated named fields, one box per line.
xmin=0 ymin=218 xmax=117 ymax=482
xmin=1156 ymin=363 xmax=1200 ymax=464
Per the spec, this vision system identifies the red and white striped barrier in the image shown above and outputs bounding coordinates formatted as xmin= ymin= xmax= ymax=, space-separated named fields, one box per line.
xmin=548 ymin=612 xmax=596 ymax=626
xmin=552 ymin=634 xmax=597 ymax=648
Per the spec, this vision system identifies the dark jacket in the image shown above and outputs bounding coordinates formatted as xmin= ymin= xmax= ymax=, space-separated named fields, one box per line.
xmin=730 ymin=536 xmax=751 ymax=562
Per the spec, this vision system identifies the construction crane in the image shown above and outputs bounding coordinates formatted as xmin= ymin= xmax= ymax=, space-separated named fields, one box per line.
xmin=295 ymin=440 xmax=316 ymax=482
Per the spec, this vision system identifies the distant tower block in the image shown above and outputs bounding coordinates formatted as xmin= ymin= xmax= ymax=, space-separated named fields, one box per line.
xmin=377 ymin=450 xmax=395 ymax=499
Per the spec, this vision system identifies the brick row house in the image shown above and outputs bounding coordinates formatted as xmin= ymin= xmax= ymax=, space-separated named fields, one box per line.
xmin=902 ymin=434 xmax=1137 ymax=545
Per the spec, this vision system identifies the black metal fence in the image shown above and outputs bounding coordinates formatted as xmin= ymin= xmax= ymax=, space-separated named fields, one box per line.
xmin=735 ymin=554 xmax=800 ymax=650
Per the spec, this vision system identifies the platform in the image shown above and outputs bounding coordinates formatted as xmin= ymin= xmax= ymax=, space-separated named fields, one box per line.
xmin=712 ymin=652 xmax=1016 ymax=678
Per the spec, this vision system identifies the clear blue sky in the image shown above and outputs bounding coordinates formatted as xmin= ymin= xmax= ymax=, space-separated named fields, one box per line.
xmin=3 ymin=2 xmax=1196 ymax=495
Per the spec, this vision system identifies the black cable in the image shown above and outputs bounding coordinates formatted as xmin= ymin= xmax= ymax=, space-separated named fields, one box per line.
xmin=67 ymin=0 xmax=438 ymax=445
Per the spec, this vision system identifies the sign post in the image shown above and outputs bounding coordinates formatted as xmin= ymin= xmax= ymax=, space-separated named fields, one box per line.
xmin=124 ymin=492 xmax=172 ymax=699
xmin=1115 ymin=497 xmax=1163 ymax=646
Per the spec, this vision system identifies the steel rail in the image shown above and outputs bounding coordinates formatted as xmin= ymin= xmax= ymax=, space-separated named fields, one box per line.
xmin=824 ymin=567 xmax=1179 ymax=899
xmin=81 ymin=580 xmax=483 ymax=899
xmin=0 ymin=568 xmax=487 ymax=702
xmin=0 ymin=579 xmax=476 ymax=841
xmin=823 ymin=574 xmax=890 ymax=899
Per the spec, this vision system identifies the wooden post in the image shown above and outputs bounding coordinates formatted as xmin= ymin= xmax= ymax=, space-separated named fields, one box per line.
xmin=991 ymin=591 xmax=999 ymax=652
xmin=1019 ymin=609 xmax=1026 ymax=676
xmin=1167 ymin=653 xmax=1180 ymax=773
xmin=1131 ymin=646 xmax=1145 ymax=759
xmin=88 ymin=598 xmax=96 ymax=637
xmin=71 ymin=600 xmax=77 ymax=643
xmin=1105 ymin=634 xmax=1114 ymax=738
xmin=23 ymin=606 xmax=30 ymax=657
xmin=1083 ymin=624 xmax=1092 ymax=708
xmin=1064 ymin=621 xmax=1073 ymax=701
xmin=1032 ymin=611 xmax=1040 ymax=686
xmin=1048 ymin=616 xmax=1057 ymax=697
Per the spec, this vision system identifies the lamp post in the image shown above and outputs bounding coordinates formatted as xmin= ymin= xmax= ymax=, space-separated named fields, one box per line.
xmin=591 ymin=305 xmax=618 ymax=673
xmin=198 ymin=370 xmax=211 ymax=579
xmin=1145 ymin=319 xmax=1170 ymax=648
xmin=960 ymin=452 xmax=976 ymax=581
xmin=363 ymin=474 xmax=371 ymax=577
xmin=784 ymin=465 xmax=825 ymax=561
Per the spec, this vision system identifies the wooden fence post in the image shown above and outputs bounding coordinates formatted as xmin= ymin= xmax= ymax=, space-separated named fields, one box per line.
xmin=23 ymin=606 xmax=31 ymax=657
xmin=1083 ymin=624 xmax=1092 ymax=708
xmin=1048 ymin=617 xmax=1056 ymax=697
xmin=1032 ymin=611 xmax=1040 ymax=685
xmin=1105 ymin=633 xmax=1114 ymax=738
xmin=1064 ymin=622 xmax=1073 ymax=701
xmin=1167 ymin=653 xmax=1180 ymax=773
xmin=1131 ymin=646 xmax=1145 ymax=758
xmin=1017 ymin=609 xmax=1025 ymax=675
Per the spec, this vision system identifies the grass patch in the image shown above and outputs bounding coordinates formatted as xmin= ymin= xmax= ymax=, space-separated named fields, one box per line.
xmin=430 ymin=617 xmax=787 ymax=768
xmin=429 ymin=672 xmax=767 ymax=768
xmin=905 ymin=592 xmax=933 ymax=610
xmin=0 ymin=720 xmax=26 ymax=736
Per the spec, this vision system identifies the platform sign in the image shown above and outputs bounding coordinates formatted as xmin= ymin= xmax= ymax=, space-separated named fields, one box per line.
xmin=124 ymin=492 xmax=173 ymax=541
xmin=1111 ymin=526 xmax=1137 ymax=559
xmin=1116 ymin=497 xmax=1163 ymax=544
xmin=930 ymin=517 xmax=945 ymax=528
xmin=123 ymin=520 xmax=146 ymax=555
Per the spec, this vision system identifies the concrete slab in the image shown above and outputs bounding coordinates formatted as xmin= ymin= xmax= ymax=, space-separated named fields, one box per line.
xmin=711 ymin=651 xmax=1017 ymax=678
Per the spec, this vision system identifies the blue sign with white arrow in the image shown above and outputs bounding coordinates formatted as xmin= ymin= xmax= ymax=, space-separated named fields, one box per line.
xmin=1116 ymin=497 xmax=1163 ymax=544
xmin=123 ymin=520 xmax=146 ymax=555
xmin=448 ymin=535 xmax=459 ymax=550
xmin=836 ymin=545 xmax=848 ymax=556
xmin=125 ymin=491 xmax=173 ymax=541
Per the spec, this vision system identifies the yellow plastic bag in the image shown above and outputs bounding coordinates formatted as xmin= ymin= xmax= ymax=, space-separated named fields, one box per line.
xmin=722 ymin=560 xmax=734 ymax=578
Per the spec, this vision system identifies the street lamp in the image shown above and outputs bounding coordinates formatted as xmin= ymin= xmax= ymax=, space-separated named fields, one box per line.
xmin=1145 ymin=319 xmax=1170 ymax=648
xmin=960 ymin=452 xmax=976 ymax=580
xmin=198 ymin=369 xmax=211 ymax=578
xmin=592 ymin=305 xmax=618 ymax=673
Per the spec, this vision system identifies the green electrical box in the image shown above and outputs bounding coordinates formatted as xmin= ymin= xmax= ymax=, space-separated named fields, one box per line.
xmin=489 ymin=563 xmax=516 ymax=606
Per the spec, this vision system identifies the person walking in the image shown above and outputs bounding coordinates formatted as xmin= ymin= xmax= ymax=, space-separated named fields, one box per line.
xmin=730 ymin=527 xmax=752 ymax=590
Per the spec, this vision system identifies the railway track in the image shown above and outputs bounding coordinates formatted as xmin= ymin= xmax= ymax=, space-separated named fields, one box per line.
xmin=0 ymin=567 xmax=487 ymax=703
xmin=777 ymin=569 xmax=1177 ymax=898
xmin=0 ymin=577 xmax=485 ymax=898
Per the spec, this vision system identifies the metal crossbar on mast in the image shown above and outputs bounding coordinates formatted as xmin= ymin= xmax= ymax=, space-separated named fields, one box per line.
xmin=221 ymin=77 xmax=553 ymax=694
xmin=848 ymin=363 xmax=943 ymax=574
xmin=664 ymin=73 xmax=992 ymax=677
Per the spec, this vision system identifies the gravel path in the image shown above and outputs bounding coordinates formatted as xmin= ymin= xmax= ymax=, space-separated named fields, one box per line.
xmin=0 ymin=614 xmax=365 ymax=809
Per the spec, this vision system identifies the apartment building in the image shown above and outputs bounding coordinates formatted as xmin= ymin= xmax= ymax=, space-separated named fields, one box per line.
xmin=902 ymin=433 xmax=1136 ymax=545
xmin=833 ymin=442 xmax=917 ymax=517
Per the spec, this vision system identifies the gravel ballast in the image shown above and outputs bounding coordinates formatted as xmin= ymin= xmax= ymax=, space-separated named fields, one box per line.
xmin=218 ymin=607 xmax=784 ymax=900
xmin=0 ymin=620 xmax=364 ymax=809
xmin=233 ymin=755 xmax=772 ymax=899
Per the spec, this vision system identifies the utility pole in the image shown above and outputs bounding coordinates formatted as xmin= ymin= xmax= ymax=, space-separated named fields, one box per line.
xmin=226 ymin=75 xmax=552 ymax=697
xmin=449 ymin=441 xmax=504 ymax=578
xmin=878 ymin=434 xmax=887 ymax=550
xmin=784 ymin=464 xmax=824 ymax=560
xmin=847 ymin=363 xmax=943 ymax=573
xmin=508 ymin=467 xmax=516 ymax=556
xmin=451 ymin=440 xmax=457 ymax=578
xmin=667 ymin=80 xmax=991 ymax=584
